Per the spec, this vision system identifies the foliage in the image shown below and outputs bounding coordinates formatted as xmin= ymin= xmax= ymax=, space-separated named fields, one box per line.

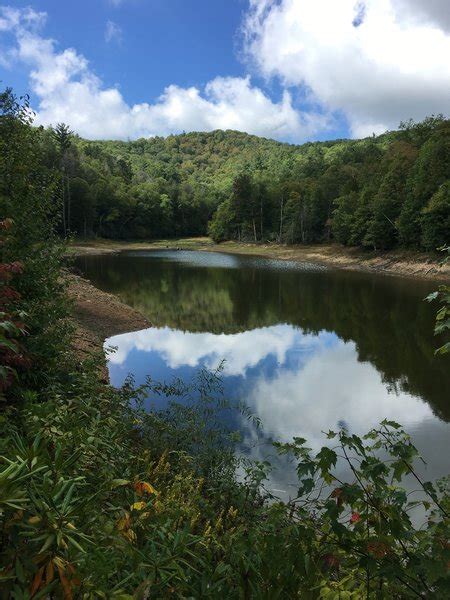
xmin=426 ymin=246 xmax=450 ymax=355
xmin=1 ymin=371 xmax=448 ymax=597
xmin=422 ymin=183 xmax=450 ymax=251
xmin=0 ymin=233 xmax=28 ymax=400
xmin=208 ymin=198 xmax=235 ymax=242
xmin=17 ymin=94 xmax=448 ymax=250
xmin=0 ymin=88 xmax=70 ymax=392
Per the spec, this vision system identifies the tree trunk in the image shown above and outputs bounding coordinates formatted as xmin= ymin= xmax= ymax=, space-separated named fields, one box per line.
xmin=61 ymin=173 xmax=66 ymax=236
xmin=98 ymin=214 xmax=104 ymax=237
xmin=279 ymin=195 xmax=284 ymax=243
xmin=67 ymin=175 xmax=71 ymax=233
xmin=260 ymin=197 xmax=263 ymax=241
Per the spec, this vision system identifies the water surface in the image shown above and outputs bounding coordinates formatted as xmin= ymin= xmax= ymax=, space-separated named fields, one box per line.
xmin=77 ymin=250 xmax=450 ymax=497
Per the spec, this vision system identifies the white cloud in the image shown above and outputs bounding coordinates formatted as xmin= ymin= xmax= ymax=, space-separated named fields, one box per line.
xmin=0 ymin=5 xmax=46 ymax=32
xmin=243 ymin=0 xmax=450 ymax=136
xmin=106 ymin=324 xmax=327 ymax=376
xmin=3 ymin=2 xmax=447 ymax=141
xmin=246 ymin=340 xmax=433 ymax=450
xmin=393 ymin=0 xmax=450 ymax=32
xmin=0 ymin=6 xmax=326 ymax=141
xmin=105 ymin=20 xmax=122 ymax=44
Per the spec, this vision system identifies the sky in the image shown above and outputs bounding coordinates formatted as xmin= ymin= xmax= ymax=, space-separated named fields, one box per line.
xmin=0 ymin=0 xmax=449 ymax=143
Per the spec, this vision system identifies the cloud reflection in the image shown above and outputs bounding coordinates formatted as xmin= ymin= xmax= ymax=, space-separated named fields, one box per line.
xmin=106 ymin=324 xmax=333 ymax=377
xmin=105 ymin=323 xmax=448 ymax=506
xmin=244 ymin=341 xmax=433 ymax=451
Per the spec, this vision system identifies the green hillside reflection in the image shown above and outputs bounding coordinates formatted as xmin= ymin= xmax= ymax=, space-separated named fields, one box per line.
xmin=76 ymin=250 xmax=450 ymax=421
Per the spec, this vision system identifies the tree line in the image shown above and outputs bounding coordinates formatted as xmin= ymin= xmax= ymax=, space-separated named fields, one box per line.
xmin=209 ymin=118 xmax=449 ymax=251
xmin=11 ymin=95 xmax=446 ymax=251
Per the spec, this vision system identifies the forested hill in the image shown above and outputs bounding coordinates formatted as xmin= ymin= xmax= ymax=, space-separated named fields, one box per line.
xmin=45 ymin=117 xmax=449 ymax=251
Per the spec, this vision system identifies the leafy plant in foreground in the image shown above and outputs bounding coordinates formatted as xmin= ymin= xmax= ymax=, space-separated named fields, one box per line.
xmin=1 ymin=364 xmax=448 ymax=598
xmin=426 ymin=246 xmax=450 ymax=355
xmin=276 ymin=420 xmax=449 ymax=598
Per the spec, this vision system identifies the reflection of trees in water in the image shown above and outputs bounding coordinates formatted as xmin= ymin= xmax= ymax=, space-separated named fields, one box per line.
xmin=77 ymin=253 xmax=450 ymax=422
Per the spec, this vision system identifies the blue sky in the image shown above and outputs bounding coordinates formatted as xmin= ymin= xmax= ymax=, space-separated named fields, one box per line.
xmin=6 ymin=0 xmax=246 ymax=105
xmin=1 ymin=1 xmax=449 ymax=143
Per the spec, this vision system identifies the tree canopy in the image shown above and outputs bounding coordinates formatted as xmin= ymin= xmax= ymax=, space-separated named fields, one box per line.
xmin=14 ymin=95 xmax=448 ymax=251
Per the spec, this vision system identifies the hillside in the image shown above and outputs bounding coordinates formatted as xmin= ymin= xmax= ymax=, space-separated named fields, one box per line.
xmin=44 ymin=117 xmax=449 ymax=250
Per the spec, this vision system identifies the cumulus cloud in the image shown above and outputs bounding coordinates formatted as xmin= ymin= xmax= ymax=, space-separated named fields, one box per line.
xmin=0 ymin=6 xmax=327 ymax=141
xmin=243 ymin=0 xmax=450 ymax=136
xmin=2 ymin=2 xmax=447 ymax=141
xmin=0 ymin=5 xmax=46 ymax=31
xmin=106 ymin=324 xmax=328 ymax=376
xmin=246 ymin=340 xmax=433 ymax=449
xmin=104 ymin=20 xmax=122 ymax=44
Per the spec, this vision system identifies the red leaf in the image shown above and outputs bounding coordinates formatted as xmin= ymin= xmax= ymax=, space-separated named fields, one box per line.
xmin=322 ymin=553 xmax=340 ymax=570
xmin=30 ymin=565 xmax=45 ymax=597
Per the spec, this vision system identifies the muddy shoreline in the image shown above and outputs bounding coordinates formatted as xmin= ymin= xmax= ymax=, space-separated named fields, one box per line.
xmin=66 ymin=271 xmax=150 ymax=372
xmin=69 ymin=238 xmax=450 ymax=282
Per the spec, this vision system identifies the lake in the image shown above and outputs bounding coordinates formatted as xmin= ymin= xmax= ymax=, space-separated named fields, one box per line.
xmin=76 ymin=249 xmax=450 ymax=500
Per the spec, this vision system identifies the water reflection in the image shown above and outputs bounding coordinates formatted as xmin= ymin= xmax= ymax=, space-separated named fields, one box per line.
xmin=106 ymin=322 xmax=449 ymax=499
xmin=107 ymin=324 xmax=327 ymax=376
xmin=75 ymin=249 xmax=450 ymax=496
xmin=107 ymin=324 xmax=437 ymax=445
xmin=78 ymin=250 xmax=450 ymax=420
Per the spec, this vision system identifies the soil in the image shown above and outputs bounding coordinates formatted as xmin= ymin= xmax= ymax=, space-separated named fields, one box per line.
xmin=65 ymin=271 xmax=150 ymax=375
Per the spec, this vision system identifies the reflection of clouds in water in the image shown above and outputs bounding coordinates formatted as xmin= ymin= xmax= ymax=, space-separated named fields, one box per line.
xmin=245 ymin=341 xmax=433 ymax=451
xmin=105 ymin=322 xmax=449 ymax=511
xmin=106 ymin=324 xmax=333 ymax=377
xmin=238 ymin=343 xmax=446 ymax=507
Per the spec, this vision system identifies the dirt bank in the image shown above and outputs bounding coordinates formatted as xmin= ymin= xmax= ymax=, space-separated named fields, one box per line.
xmin=69 ymin=238 xmax=450 ymax=282
xmin=66 ymin=271 xmax=150 ymax=373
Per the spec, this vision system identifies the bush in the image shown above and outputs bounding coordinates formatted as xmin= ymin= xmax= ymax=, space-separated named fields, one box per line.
xmin=1 ymin=374 xmax=449 ymax=597
xmin=0 ymin=89 xmax=69 ymax=393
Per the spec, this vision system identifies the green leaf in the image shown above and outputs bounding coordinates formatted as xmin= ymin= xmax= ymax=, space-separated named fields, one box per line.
xmin=381 ymin=419 xmax=401 ymax=429
xmin=111 ymin=479 xmax=130 ymax=488
xmin=298 ymin=478 xmax=315 ymax=496
xmin=317 ymin=447 xmax=337 ymax=475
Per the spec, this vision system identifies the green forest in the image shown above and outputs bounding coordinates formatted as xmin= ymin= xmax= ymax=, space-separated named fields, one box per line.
xmin=1 ymin=87 xmax=449 ymax=598
xmin=35 ymin=112 xmax=450 ymax=251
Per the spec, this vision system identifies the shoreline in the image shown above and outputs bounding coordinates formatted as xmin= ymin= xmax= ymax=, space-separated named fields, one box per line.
xmin=66 ymin=238 xmax=448 ymax=365
xmin=66 ymin=271 xmax=150 ymax=373
xmin=69 ymin=238 xmax=450 ymax=282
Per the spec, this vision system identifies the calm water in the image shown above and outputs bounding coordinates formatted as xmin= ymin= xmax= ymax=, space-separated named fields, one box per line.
xmin=76 ymin=250 xmax=450 ymax=498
